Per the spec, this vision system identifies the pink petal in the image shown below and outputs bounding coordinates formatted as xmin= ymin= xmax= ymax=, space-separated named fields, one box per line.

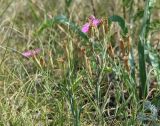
xmin=88 ymin=15 xmax=96 ymax=21
xmin=81 ymin=23 xmax=90 ymax=33
xmin=22 ymin=48 xmax=41 ymax=58
xmin=92 ymin=19 xmax=100 ymax=27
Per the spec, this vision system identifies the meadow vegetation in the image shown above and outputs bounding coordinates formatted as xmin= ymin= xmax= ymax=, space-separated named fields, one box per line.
xmin=0 ymin=0 xmax=160 ymax=125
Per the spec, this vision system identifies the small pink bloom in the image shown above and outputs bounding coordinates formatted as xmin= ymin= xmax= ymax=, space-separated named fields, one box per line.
xmin=92 ymin=19 xmax=100 ymax=27
xmin=22 ymin=48 xmax=41 ymax=58
xmin=81 ymin=15 xmax=101 ymax=33
xmin=82 ymin=23 xmax=90 ymax=33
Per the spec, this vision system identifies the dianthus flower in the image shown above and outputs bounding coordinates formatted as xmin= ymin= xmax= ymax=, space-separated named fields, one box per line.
xmin=81 ymin=15 xmax=101 ymax=33
xmin=22 ymin=48 xmax=41 ymax=58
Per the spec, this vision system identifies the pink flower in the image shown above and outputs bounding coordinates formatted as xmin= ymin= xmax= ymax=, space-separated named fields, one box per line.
xmin=22 ymin=48 xmax=41 ymax=58
xmin=81 ymin=15 xmax=101 ymax=33
xmin=92 ymin=19 xmax=100 ymax=27
xmin=81 ymin=23 xmax=90 ymax=33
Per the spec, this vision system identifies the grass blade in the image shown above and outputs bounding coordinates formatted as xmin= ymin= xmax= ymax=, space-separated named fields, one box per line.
xmin=138 ymin=0 xmax=153 ymax=99
xmin=37 ymin=15 xmax=89 ymax=41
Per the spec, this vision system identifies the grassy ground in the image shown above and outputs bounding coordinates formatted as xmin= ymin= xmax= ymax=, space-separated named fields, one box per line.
xmin=0 ymin=0 xmax=160 ymax=125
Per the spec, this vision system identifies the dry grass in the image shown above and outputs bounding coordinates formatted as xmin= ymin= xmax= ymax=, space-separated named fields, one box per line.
xmin=0 ymin=0 xmax=160 ymax=125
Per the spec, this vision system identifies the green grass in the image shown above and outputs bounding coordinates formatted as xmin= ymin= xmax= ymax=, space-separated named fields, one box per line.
xmin=0 ymin=0 xmax=160 ymax=125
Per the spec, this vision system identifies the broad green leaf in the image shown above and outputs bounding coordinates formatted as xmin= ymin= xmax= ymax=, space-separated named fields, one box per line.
xmin=108 ymin=15 xmax=128 ymax=36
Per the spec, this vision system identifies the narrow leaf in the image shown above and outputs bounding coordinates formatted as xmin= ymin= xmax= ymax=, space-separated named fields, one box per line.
xmin=108 ymin=15 xmax=128 ymax=36
xmin=37 ymin=15 xmax=89 ymax=41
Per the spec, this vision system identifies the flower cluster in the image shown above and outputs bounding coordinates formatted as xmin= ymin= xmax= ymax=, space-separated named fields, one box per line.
xmin=81 ymin=15 xmax=101 ymax=33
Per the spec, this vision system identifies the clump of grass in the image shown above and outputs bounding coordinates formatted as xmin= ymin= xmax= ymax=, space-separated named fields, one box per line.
xmin=0 ymin=0 xmax=160 ymax=125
